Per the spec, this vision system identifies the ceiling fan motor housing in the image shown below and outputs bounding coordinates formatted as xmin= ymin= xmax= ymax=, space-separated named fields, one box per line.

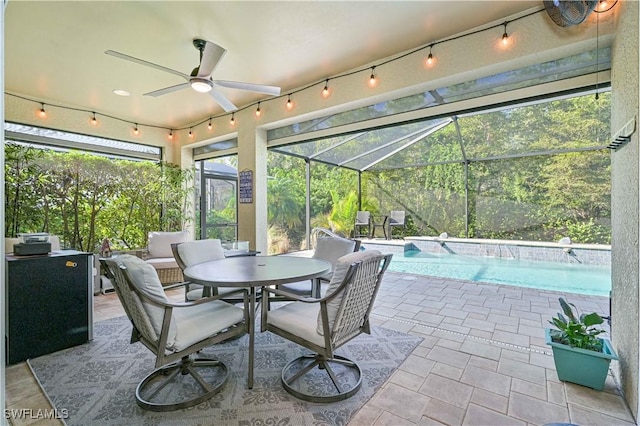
xmin=543 ymin=0 xmax=598 ymax=27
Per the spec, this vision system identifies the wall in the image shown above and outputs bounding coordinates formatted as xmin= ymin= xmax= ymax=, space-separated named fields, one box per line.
xmin=610 ymin=0 xmax=640 ymax=419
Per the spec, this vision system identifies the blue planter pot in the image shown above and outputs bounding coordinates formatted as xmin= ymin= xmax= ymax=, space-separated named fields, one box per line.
xmin=545 ymin=328 xmax=618 ymax=391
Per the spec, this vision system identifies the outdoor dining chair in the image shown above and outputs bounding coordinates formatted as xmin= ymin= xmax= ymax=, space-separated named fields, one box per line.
xmin=101 ymin=255 xmax=249 ymax=411
xmin=388 ymin=210 xmax=406 ymax=239
xmin=353 ymin=211 xmax=372 ymax=238
xmin=261 ymin=250 xmax=392 ymax=402
xmin=172 ymin=239 xmax=252 ymax=304
xmin=277 ymin=234 xmax=360 ymax=298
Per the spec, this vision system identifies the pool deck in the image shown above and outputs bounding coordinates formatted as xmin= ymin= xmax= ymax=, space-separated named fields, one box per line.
xmin=351 ymin=270 xmax=633 ymax=425
xmin=6 ymin=270 xmax=634 ymax=425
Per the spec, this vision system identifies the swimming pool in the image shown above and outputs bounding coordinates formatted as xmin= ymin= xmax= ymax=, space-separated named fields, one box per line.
xmin=387 ymin=250 xmax=611 ymax=297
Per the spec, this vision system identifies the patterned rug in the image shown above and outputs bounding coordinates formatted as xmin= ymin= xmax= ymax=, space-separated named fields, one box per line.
xmin=28 ymin=316 xmax=422 ymax=425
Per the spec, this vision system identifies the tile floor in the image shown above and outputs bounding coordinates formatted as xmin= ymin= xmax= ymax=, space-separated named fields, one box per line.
xmin=5 ymin=271 xmax=637 ymax=425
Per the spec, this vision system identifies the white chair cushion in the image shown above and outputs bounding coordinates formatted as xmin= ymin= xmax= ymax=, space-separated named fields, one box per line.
xmin=176 ymin=239 xmax=225 ymax=266
xmin=116 ymin=255 xmax=177 ymax=347
xmin=186 ymin=286 xmax=204 ymax=301
xmin=316 ymin=250 xmax=382 ymax=335
xmin=171 ymin=300 xmax=245 ymax=352
xmin=144 ymin=257 xmax=179 ymax=270
xmin=267 ymin=301 xmax=325 ymax=348
xmin=148 ymin=231 xmax=189 ymax=258
xmin=312 ymin=236 xmax=357 ymax=273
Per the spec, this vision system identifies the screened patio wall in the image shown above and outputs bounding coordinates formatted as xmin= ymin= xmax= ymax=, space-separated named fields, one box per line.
xmin=269 ymin=88 xmax=611 ymax=249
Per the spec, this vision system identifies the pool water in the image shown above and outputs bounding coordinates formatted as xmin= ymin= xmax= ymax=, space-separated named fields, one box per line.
xmin=387 ymin=250 xmax=611 ymax=297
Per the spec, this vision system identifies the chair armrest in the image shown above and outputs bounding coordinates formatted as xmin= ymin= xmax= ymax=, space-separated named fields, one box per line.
xmin=261 ymin=286 xmax=319 ymax=303
xmin=136 ymin=286 xmax=248 ymax=308
xmin=162 ymin=281 xmax=189 ymax=291
xmin=174 ymin=288 xmax=249 ymax=308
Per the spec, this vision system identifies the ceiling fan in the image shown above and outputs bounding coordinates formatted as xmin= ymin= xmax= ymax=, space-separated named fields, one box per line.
xmin=105 ymin=38 xmax=281 ymax=112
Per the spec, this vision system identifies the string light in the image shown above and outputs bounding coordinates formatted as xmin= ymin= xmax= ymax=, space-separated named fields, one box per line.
xmin=230 ymin=113 xmax=235 ymax=126
xmin=321 ymin=80 xmax=330 ymax=98
xmin=188 ymin=127 xmax=194 ymax=138
xmin=14 ymin=7 xmax=585 ymax=138
xmin=133 ymin=124 xmax=139 ymax=135
xmin=426 ymin=44 xmax=435 ymax=67
xmin=368 ymin=67 xmax=378 ymax=88
xmin=501 ymin=22 xmax=510 ymax=46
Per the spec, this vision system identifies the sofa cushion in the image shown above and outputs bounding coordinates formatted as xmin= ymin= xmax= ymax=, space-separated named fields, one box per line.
xmin=144 ymin=257 xmax=179 ymax=270
xmin=148 ymin=231 xmax=188 ymax=258
xmin=317 ymin=250 xmax=382 ymax=335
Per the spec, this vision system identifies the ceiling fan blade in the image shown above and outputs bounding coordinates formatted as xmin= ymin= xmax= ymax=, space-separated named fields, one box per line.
xmin=214 ymin=80 xmax=281 ymax=96
xmin=196 ymin=41 xmax=227 ymax=78
xmin=105 ymin=50 xmax=189 ymax=81
xmin=209 ymin=89 xmax=238 ymax=112
xmin=144 ymin=83 xmax=190 ymax=97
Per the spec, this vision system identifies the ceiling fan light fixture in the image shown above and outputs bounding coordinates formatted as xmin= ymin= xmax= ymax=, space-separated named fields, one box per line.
xmin=190 ymin=78 xmax=213 ymax=93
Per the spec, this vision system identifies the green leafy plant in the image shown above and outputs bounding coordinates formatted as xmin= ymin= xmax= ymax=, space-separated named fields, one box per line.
xmin=548 ymin=297 xmax=605 ymax=352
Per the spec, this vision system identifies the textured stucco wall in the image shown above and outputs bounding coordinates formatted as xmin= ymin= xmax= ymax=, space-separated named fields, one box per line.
xmin=610 ymin=0 xmax=640 ymax=419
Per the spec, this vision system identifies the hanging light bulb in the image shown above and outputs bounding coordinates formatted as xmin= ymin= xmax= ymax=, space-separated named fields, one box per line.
xmin=426 ymin=44 xmax=435 ymax=67
xmin=90 ymin=112 xmax=97 ymax=126
xmin=168 ymin=130 xmax=174 ymax=140
xmin=286 ymin=95 xmax=294 ymax=110
xmin=230 ymin=113 xmax=235 ymax=126
xmin=255 ymin=102 xmax=262 ymax=118
xmin=501 ymin=22 xmax=510 ymax=46
xmin=321 ymin=80 xmax=330 ymax=98
xmin=208 ymin=118 xmax=213 ymax=131
xmin=38 ymin=103 xmax=47 ymax=118
xmin=368 ymin=67 xmax=378 ymax=88
xmin=133 ymin=124 xmax=139 ymax=135
xmin=188 ymin=128 xmax=194 ymax=138
xmin=595 ymin=0 xmax=618 ymax=12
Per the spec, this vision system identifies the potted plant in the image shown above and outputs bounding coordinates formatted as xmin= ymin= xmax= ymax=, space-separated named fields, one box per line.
xmin=546 ymin=297 xmax=618 ymax=391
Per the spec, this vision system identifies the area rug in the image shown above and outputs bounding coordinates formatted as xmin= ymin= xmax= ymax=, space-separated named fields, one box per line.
xmin=28 ymin=316 xmax=422 ymax=425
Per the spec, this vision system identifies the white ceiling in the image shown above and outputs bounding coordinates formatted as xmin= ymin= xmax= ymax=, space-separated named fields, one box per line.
xmin=5 ymin=1 xmax=540 ymax=129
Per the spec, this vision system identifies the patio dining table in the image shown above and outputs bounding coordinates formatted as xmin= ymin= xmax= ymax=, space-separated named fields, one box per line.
xmin=182 ymin=255 xmax=331 ymax=389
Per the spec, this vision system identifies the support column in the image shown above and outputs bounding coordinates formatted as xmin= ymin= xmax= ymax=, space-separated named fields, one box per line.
xmin=237 ymin=127 xmax=269 ymax=254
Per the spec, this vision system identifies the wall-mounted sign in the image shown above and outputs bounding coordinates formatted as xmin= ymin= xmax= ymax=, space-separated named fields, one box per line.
xmin=239 ymin=169 xmax=253 ymax=203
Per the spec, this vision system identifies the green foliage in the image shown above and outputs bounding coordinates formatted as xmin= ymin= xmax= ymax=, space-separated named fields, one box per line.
xmin=326 ymin=190 xmax=378 ymax=237
xmin=549 ymin=297 xmax=605 ymax=352
xmin=4 ymin=143 xmax=193 ymax=252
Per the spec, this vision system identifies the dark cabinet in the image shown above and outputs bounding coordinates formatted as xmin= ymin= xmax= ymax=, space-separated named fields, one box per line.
xmin=5 ymin=250 xmax=93 ymax=364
